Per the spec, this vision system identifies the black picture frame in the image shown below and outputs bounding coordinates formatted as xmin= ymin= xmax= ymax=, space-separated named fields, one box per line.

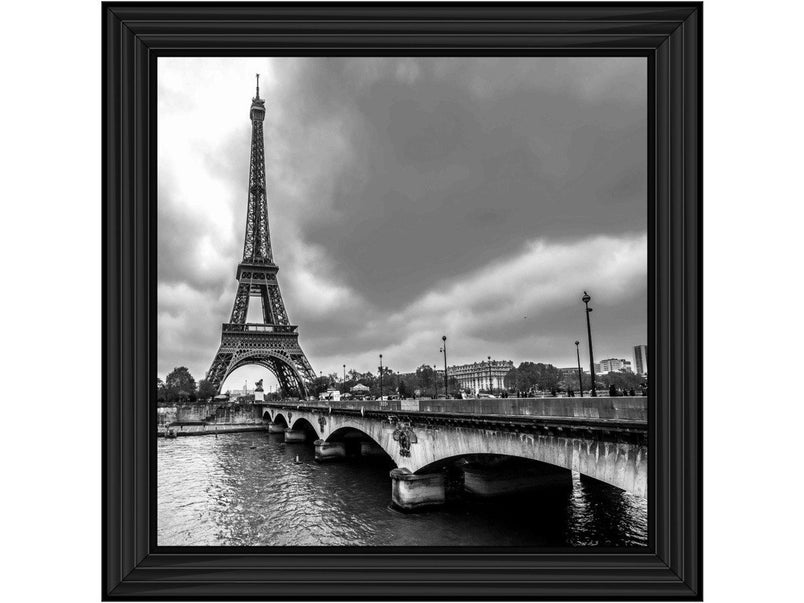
xmin=103 ymin=2 xmax=702 ymax=600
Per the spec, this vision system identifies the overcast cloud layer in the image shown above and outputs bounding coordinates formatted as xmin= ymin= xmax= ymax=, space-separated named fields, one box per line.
xmin=158 ymin=57 xmax=647 ymax=388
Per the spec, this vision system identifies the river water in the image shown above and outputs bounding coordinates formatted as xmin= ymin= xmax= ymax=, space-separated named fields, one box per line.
xmin=158 ymin=431 xmax=647 ymax=547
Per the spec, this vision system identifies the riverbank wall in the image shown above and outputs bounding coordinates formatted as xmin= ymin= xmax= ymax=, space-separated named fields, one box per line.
xmin=157 ymin=423 xmax=267 ymax=438
xmin=171 ymin=403 xmax=263 ymax=424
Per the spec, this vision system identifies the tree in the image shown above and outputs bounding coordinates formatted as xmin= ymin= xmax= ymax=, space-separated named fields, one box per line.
xmin=156 ymin=377 xmax=166 ymax=402
xmin=165 ymin=367 xmax=197 ymax=402
xmin=197 ymin=379 xmax=217 ymax=401
xmin=370 ymin=366 xmax=396 ymax=398
xmin=415 ymin=364 xmax=436 ymax=396
xmin=558 ymin=371 xmax=594 ymax=394
xmin=504 ymin=367 xmax=518 ymax=390
xmin=600 ymin=371 xmax=646 ymax=393
xmin=398 ymin=379 xmax=414 ymax=399
xmin=312 ymin=375 xmax=330 ymax=396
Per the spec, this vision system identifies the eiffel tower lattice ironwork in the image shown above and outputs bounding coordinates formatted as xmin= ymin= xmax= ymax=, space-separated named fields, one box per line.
xmin=206 ymin=75 xmax=316 ymax=397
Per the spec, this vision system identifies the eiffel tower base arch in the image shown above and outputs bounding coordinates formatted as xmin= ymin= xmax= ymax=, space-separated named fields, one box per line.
xmin=209 ymin=347 xmax=313 ymax=399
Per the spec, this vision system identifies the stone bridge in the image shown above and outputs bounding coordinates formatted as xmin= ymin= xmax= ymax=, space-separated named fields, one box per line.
xmin=259 ymin=397 xmax=648 ymax=510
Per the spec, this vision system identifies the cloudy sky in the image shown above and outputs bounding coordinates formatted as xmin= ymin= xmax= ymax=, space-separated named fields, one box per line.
xmin=158 ymin=57 xmax=647 ymax=390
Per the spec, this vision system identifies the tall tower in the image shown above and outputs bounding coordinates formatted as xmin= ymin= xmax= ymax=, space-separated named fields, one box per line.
xmin=206 ymin=75 xmax=316 ymax=398
xmin=633 ymin=344 xmax=648 ymax=376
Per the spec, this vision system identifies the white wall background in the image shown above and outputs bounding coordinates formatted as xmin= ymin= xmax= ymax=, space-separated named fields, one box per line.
xmin=0 ymin=0 xmax=801 ymax=600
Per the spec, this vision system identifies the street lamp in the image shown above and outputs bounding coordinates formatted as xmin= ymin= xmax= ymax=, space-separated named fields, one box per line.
xmin=379 ymin=354 xmax=383 ymax=400
xmin=582 ymin=291 xmax=597 ymax=397
xmin=487 ymin=355 xmax=493 ymax=394
xmin=343 ymin=364 xmax=346 ymax=392
xmin=575 ymin=340 xmax=584 ymax=397
xmin=441 ymin=335 xmax=448 ymax=398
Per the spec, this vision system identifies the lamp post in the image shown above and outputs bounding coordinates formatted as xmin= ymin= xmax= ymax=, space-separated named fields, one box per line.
xmin=487 ymin=355 xmax=493 ymax=394
xmin=575 ymin=340 xmax=584 ymax=397
xmin=582 ymin=291 xmax=597 ymax=397
xmin=343 ymin=364 xmax=346 ymax=392
xmin=433 ymin=365 xmax=438 ymax=398
xmin=441 ymin=335 xmax=449 ymax=398
xmin=379 ymin=354 xmax=383 ymax=400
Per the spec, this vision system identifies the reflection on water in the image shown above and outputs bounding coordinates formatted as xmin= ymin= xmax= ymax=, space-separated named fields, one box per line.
xmin=158 ymin=432 xmax=647 ymax=547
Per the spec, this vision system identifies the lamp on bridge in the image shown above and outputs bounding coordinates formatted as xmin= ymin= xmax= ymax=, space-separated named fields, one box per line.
xmin=487 ymin=355 xmax=493 ymax=394
xmin=582 ymin=291 xmax=597 ymax=397
xmin=441 ymin=335 xmax=448 ymax=398
xmin=379 ymin=353 xmax=383 ymax=400
xmin=575 ymin=340 xmax=584 ymax=397
xmin=343 ymin=364 xmax=346 ymax=391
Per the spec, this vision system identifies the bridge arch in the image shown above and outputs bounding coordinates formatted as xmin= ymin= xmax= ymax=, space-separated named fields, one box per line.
xmin=400 ymin=429 xmax=646 ymax=497
xmin=415 ymin=453 xmax=554 ymax=475
xmin=272 ymin=412 xmax=289 ymax=427
xmin=289 ymin=417 xmax=321 ymax=440
xmin=326 ymin=426 xmax=395 ymax=461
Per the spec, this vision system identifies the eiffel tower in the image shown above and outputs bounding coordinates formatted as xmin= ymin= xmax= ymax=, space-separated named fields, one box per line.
xmin=206 ymin=75 xmax=316 ymax=398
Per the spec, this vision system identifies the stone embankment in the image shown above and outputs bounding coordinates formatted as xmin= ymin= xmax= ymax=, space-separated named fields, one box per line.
xmin=157 ymin=423 xmax=266 ymax=438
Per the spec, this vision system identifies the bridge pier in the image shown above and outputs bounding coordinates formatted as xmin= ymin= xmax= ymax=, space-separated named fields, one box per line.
xmin=462 ymin=461 xmax=571 ymax=497
xmin=314 ymin=440 xmax=346 ymax=462
xmin=284 ymin=429 xmax=306 ymax=443
xmin=390 ymin=468 xmax=446 ymax=511
xmin=267 ymin=423 xmax=285 ymax=434
xmin=359 ymin=441 xmax=386 ymax=457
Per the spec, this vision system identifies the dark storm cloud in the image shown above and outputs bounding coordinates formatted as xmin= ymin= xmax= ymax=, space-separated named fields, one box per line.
xmin=158 ymin=58 xmax=647 ymax=383
xmin=268 ymin=58 xmax=646 ymax=307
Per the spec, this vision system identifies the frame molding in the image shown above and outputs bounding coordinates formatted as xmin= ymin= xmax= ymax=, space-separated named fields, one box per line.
xmin=103 ymin=2 xmax=701 ymax=599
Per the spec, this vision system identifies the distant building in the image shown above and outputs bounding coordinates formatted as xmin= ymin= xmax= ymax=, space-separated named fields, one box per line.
xmin=449 ymin=359 xmax=514 ymax=392
xmin=319 ymin=388 xmax=341 ymax=401
xmin=633 ymin=344 xmax=649 ymax=375
xmin=559 ymin=367 xmax=582 ymax=379
xmin=599 ymin=358 xmax=632 ymax=373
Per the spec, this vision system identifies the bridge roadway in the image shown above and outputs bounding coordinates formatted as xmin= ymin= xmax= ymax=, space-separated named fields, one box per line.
xmin=258 ymin=396 xmax=648 ymax=510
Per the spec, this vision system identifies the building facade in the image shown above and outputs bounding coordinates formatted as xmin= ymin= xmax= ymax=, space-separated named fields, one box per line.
xmin=633 ymin=344 xmax=649 ymax=375
xmin=449 ymin=360 xmax=514 ymax=392
xmin=599 ymin=358 xmax=632 ymax=373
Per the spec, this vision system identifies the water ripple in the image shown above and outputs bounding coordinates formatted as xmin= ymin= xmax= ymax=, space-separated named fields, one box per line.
xmin=158 ymin=433 xmax=647 ymax=547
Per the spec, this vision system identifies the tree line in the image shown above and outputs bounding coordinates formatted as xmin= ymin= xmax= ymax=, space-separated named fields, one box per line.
xmin=157 ymin=366 xmax=216 ymax=403
xmin=503 ymin=362 xmax=647 ymax=396
xmin=157 ymin=361 xmax=648 ymax=404
xmin=310 ymin=365 xmax=461 ymax=399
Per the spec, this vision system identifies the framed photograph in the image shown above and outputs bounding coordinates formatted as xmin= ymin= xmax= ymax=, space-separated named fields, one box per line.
xmin=103 ymin=2 xmax=701 ymax=600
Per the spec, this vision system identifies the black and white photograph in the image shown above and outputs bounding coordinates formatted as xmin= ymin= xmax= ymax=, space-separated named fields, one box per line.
xmin=157 ymin=57 xmax=649 ymax=548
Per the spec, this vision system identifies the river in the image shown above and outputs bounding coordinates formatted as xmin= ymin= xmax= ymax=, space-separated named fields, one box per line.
xmin=158 ymin=431 xmax=647 ymax=547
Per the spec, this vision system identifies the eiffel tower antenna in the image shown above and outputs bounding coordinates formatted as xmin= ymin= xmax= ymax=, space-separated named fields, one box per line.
xmin=205 ymin=83 xmax=316 ymax=398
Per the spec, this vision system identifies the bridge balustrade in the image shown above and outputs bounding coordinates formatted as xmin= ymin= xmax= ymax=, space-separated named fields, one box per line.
xmin=273 ymin=397 xmax=647 ymax=422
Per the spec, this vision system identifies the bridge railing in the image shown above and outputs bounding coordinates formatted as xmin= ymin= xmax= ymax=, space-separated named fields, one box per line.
xmin=269 ymin=397 xmax=647 ymax=423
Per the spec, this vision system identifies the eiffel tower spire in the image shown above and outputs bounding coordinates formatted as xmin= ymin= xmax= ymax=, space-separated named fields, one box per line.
xmin=205 ymin=80 xmax=316 ymax=398
xmin=242 ymin=73 xmax=272 ymax=263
